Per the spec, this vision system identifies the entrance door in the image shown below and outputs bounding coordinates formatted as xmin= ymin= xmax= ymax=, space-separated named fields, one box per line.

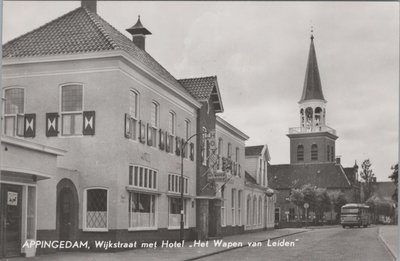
xmin=59 ymin=188 xmax=73 ymax=241
xmin=0 ymin=184 xmax=22 ymax=258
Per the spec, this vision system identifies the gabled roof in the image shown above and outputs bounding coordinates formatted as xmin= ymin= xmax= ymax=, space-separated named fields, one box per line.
xmin=178 ymin=76 xmax=224 ymax=113
xmin=299 ymin=35 xmax=325 ymax=103
xmin=268 ymin=163 xmax=351 ymax=189
xmin=2 ymin=7 xmax=194 ymax=101
xmin=245 ymin=145 xmax=264 ymax=156
xmin=371 ymin=182 xmax=396 ymax=201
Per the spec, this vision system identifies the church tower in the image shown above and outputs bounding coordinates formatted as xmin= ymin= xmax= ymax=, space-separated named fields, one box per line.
xmin=287 ymin=33 xmax=338 ymax=164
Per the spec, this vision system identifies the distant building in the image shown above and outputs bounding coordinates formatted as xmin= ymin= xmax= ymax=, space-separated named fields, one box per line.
xmin=268 ymin=34 xmax=359 ymax=226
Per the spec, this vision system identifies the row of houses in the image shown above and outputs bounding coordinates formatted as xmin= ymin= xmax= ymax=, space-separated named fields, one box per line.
xmin=0 ymin=1 xmax=275 ymax=258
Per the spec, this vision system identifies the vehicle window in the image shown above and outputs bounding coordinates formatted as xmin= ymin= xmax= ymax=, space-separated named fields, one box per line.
xmin=341 ymin=208 xmax=359 ymax=214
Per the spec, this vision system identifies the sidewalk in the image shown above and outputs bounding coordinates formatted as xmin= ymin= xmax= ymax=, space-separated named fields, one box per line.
xmin=8 ymin=228 xmax=307 ymax=261
xmin=378 ymin=225 xmax=398 ymax=260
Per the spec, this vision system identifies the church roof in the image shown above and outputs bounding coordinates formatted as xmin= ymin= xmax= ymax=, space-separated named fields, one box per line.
xmin=268 ymin=163 xmax=351 ymax=190
xmin=178 ymin=76 xmax=224 ymax=112
xmin=2 ymin=7 xmax=190 ymax=97
xmin=299 ymin=35 xmax=325 ymax=103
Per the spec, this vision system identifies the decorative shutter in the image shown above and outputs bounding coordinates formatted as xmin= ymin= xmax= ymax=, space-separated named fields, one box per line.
xmin=159 ymin=129 xmax=165 ymax=150
xmin=139 ymin=121 xmax=146 ymax=143
xmin=83 ymin=111 xmax=95 ymax=135
xmin=24 ymin=113 xmax=36 ymax=138
xmin=181 ymin=138 xmax=186 ymax=158
xmin=147 ymin=123 xmax=152 ymax=146
xmin=165 ymin=131 xmax=170 ymax=153
xmin=175 ymin=136 xmax=181 ymax=156
xmin=125 ymin=113 xmax=131 ymax=138
xmin=190 ymin=142 xmax=194 ymax=161
xmin=46 ymin=113 xmax=59 ymax=137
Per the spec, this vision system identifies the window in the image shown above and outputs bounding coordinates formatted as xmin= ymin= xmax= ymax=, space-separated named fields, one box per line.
xmin=253 ymin=196 xmax=257 ymax=225
xmin=4 ymin=87 xmax=24 ymax=136
xmin=168 ymin=197 xmax=188 ymax=228
xmin=61 ymin=84 xmax=83 ymax=136
xmin=275 ymin=208 xmax=280 ymax=222
xmin=237 ymin=190 xmax=242 ymax=225
xmin=168 ymin=111 xmax=176 ymax=135
xmin=129 ymin=166 xmax=157 ymax=189
xmin=217 ymin=138 xmax=223 ymax=169
xmin=331 ymin=146 xmax=334 ymax=162
xmin=231 ymin=189 xmax=236 ymax=226
xmin=258 ymin=196 xmax=262 ymax=225
xmin=184 ymin=120 xmax=191 ymax=158
xmin=227 ymin=143 xmax=232 ymax=159
xmin=84 ymin=188 xmax=108 ymax=231
xmin=168 ymin=174 xmax=188 ymax=194
xmin=327 ymin=145 xmax=330 ymax=161
xmin=297 ymin=145 xmax=304 ymax=161
xmin=27 ymin=186 xmax=36 ymax=239
xmin=221 ymin=187 xmax=226 ymax=226
xmin=126 ymin=90 xmax=139 ymax=140
xmin=129 ymin=193 xmax=156 ymax=229
xmin=150 ymin=101 xmax=159 ymax=147
xmin=246 ymin=195 xmax=251 ymax=226
xmin=311 ymin=144 xmax=318 ymax=160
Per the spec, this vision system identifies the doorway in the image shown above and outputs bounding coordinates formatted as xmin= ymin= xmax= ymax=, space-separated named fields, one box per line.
xmin=0 ymin=184 xmax=22 ymax=258
xmin=56 ymin=179 xmax=78 ymax=243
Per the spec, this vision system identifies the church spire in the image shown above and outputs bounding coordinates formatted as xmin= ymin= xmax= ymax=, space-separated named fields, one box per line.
xmin=299 ymin=33 xmax=325 ymax=103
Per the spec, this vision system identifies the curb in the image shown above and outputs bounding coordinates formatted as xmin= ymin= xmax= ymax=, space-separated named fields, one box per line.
xmin=184 ymin=230 xmax=308 ymax=261
xmin=378 ymin=227 xmax=397 ymax=261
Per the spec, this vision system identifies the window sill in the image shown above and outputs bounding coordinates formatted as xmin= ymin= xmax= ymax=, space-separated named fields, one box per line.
xmin=128 ymin=227 xmax=158 ymax=231
xmin=83 ymin=228 xmax=109 ymax=232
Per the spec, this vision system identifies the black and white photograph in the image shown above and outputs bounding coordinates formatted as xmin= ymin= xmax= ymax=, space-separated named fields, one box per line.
xmin=0 ymin=1 xmax=398 ymax=260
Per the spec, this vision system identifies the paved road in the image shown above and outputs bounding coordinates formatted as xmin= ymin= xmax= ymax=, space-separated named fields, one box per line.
xmin=200 ymin=226 xmax=394 ymax=261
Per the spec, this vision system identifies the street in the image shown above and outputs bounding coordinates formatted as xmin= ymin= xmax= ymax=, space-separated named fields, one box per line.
xmin=200 ymin=226 xmax=394 ymax=261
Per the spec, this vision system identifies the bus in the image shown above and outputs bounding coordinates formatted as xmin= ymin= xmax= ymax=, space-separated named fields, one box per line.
xmin=340 ymin=203 xmax=371 ymax=228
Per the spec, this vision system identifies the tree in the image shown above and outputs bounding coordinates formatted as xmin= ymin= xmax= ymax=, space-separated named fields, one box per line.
xmin=388 ymin=164 xmax=398 ymax=203
xmin=329 ymin=191 xmax=347 ymax=221
xmin=359 ymin=159 xmax=376 ymax=201
xmin=289 ymin=188 xmax=304 ymax=220
xmin=315 ymin=188 xmax=331 ymax=220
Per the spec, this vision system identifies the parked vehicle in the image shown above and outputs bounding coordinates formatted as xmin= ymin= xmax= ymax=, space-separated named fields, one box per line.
xmin=341 ymin=203 xmax=371 ymax=228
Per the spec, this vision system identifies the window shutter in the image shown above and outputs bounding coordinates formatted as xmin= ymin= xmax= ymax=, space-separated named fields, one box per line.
xmin=139 ymin=121 xmax=145 ymax=143
xmin=24 ymin=113 xmax=36 ymax=138
xmin=181 ymin=138 xmax=186 ymax=158
xmin=83 ymin=111 xmax=95 ymax=135
xmin=175 ymin=136 xmax=181 ymax=156
xmin=46 ymin=113 xmax=59 ymax=137
xmin=125 ymin=113 xmax=131 ymax=138
xmin=159 ymin=129 xmax=165 ymax=150
xmin=147 ymin=123 xmax=152 ymax=146
xmin=190 ymin=142 xmax=194 ymax=161
xmin=165 ymin=131 xmax=170 ymax=153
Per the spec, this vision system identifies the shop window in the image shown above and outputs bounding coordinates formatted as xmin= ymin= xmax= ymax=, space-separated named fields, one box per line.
xmin=231 ymin=189 xmax=236 ymax=226
xmin=168 ymin=197 xmax=188 ymax=228
xmin=221 ymin=186 xmax=226 ymax=226
xmin=237 ymin=190 xmax=242 ymax=225
xmin=246 ymin=195 xmax=251 ymax=226
xmin=253 ymin=196 xmax=257 ymax=225
xmin=258 ymin=196 xmax=262 ymax=225
xmin=4 ymin=87 xmax=24 ymax=136
xmin=84 ymin=188 xmax=108 ymax=231
xmin=129 ymin=193 xmax=156 ymax=229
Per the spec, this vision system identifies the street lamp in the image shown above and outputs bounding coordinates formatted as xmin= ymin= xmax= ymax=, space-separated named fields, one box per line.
xmin=179 ymin=131 xmax=207 ymax=242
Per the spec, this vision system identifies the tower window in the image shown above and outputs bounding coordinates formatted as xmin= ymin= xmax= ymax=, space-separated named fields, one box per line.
xmin=311 ymin=144 xmax=318 ymax=160
xmin=315 ymin=107 xmax=322 ymax=127
xmin=327 ymin=145 xmax=330 ymax=161
xmin=297 ymin=145 xmax=304 ymax=161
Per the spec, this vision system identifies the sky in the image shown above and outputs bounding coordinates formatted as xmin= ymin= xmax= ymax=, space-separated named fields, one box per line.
xmin=2 ymin=1 xmax=398 ymax=181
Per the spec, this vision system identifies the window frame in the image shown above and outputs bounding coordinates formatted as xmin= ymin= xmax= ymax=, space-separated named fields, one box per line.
xmin=167 ymin=197 xmax=189 ymax=229
xmin=127 ymin=89 xmax=140 ymax=141
xmin=83 ymin=187 xmax=109 ymax=232
xmin=3 ymin=87 xmax=25 ymax=137
xmin=184 ymin=119 xmax=191 ymax=159
xmin=311 ymin=144 xmax=318 ymax=161
xmin=150 ymin=101 xmax=159 ymax=148
xmin=231 ymin=189 xmax=236 ymax=226
xmin=60 ymin=83 xmax=84 ymax=137
xmin=128 ymin=192 xmax=158 ymax=231
xmin=128 ymin=165 xmax=158 ymax=190
xmin=297 ymin=144 xmax=304 ymax=161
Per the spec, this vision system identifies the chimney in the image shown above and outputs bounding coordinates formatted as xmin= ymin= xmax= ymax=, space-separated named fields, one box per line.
xmin=81 ymin=0 xmax=97 ymax=13
xmin=335 ymin=156 xmax=341 ymax=165
xmin=126 ymin=16 xmax=152 ymax=51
